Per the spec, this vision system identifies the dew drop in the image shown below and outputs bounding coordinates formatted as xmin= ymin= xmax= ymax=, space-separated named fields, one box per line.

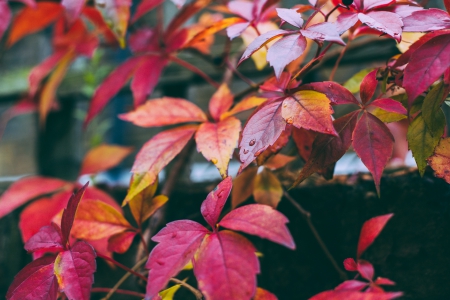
xmin=211 ymin=157 xmax=218 ymax=164
xmin=286 ymin=117 xmax=294 ymax=124
xmin=283 ymin=103 xmax=288 ymax=108
xmin=243 ymin=149 xmax=249 ymax=154
xmin=249 ymin=139 xmax=256 ymax=146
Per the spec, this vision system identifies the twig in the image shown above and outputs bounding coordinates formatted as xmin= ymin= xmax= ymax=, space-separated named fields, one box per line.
xmin=100 ymin=256 xmax=148 ymax=300
xmin=283 ymin=191 xmax=348 ymax=281
xmin=170 ymin=278 xmax=203 ymax=300
xmin=92 ymin=288 xmax=145 ymax=298
xmin=97 ymin=253 xmax=148 ymax=282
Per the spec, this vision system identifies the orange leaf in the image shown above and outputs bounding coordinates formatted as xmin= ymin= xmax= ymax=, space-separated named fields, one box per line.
xmin=8 ymin=2 xmax=63 ymax=46
xmin=428 ymin=137 xmax=450 ymax=184
xmin=95 ymin=0 xmax=131 ymax=47
xmin=79 ymin=144 xmax=133 ymax=176
xmin=264 ymin=154 xmax=296 ymax=170
xmin=71 ymin=199 xmax=133 ymax=240
xmin=119 ymin=97 xmax=207 ymax=127
xmin=195 ymin=117 xmax=241 ymax=178
xmin=282 ymin=90 xmax=336 ymax=135
xmin=231 ymin=167 xmax=257 ymax=208
xmin=220 ymin=96 xmax=266 ymax=120
xmin=130 ymin=125 xmax=198 ymax=197
xmin=253 ymin=168 xmax=283 ymax=208
xmin=254 ymin=287 xmax=278 ymax=300
xmin=166 ymin=0 xmax=211 ymax=38
xmin=108 ymin=231 xmax=137 ymax=253
xmin=292 ymin=127 xmax=316 ymax=161
xmin=186 ymin=17 xmax=245 ymax=48
xmin=209 ymin=83 xmax=234 ymax=122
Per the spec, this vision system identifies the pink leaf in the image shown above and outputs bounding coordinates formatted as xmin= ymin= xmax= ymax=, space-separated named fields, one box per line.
xmin=119 ymin=97 xmax=207 ymax=127
xmin=60 ymin=182 xmax=89 ymax=247
xmin=61 ymin=0 xmax=85 ymax=23
xmin=228 ymin=0 xmax=254 ymax=20
xmin=130 ymin=56 xmax=168 ymax=107
xmin=335 ymin=280 xmax=368 ymax=291
xmin=402 ymin=8 xmax=450 ymax=32
xmin=276 ymin=8 xmax=304 ymax=28
xmin=352 ymin=112 xmax=394 ymax=195
xmin=219 ymin=204 xmax=295 ymax=249
xmin=357 ymin=213 xmax=393 ymax=258
xmin=227 ymin=21 xmax=251 ymax=40
xmin=54 ymin=241 xmax=96 ymax=300
xmin=343 ymin=258 xmax=358 ymax=271
xmin=362 ymin=0 xmax=394 ymax=11
xmin=298 ymin=82 xmax=359 ymax=105
xmin=24 ymin=223 xmax=64 ymax=253
xmin=131 ymin=0 xmax=164 ymax=23
xmin=301 ymin=22 xmax=345 ymax=45
xmin=368 ymin=98 xmax=406 ymax=114
xmin=131 ymin=125 xmax=197 ymax=187
xmin=267 ymin=34 xmax=307 ymax=79
xmin=239 ymin=29 xmax=289 ymax=65
xmin=360 ymin=70 xmax=378 ymax=105
xmin=336 ymin=12 xmax=359 ymax=34
xmin=201 ymin=177 xmax=233 ymax=228
xmin=310 ymin=290 xmax=403 ymax=300
xmin=85 ymin=56 xmax=142 ymax=126
xmin=29 ymin=51 xmax=66 ymax=97
xmin=0 ymin=2 xmax=11 ymax=41
xmin=145 ymin=220 xmax=208 ymax=299
xmin=6 ymin=256 xmax=58 ymax=300
xmin=194 ymin=230 xmax=260 ymax=300
xmin=0 ymin=176 xmax=69 ymax=219
xmin=239 ymin=100 xmax=286 ymax=170
xmin=374 ymin=277 xmax=396 ymax=286
xmin=358 ymin=11 xmax=403 ymax=42
xmin=357 ymin=259 xmax=374 ymax=281
xmin=403 ymin=33 xmax=450 ymax=107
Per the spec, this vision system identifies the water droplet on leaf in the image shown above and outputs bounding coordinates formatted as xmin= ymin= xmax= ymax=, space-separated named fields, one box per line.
xmin=211 ymin=158 xmax=218 ymax=164
xmin=249 ymin=139 xmax=256 ymax=146
xmin=243 ymin=149 xmax=249 ymax=154
xmin=286 ymin=117 xmax=294 ymax=124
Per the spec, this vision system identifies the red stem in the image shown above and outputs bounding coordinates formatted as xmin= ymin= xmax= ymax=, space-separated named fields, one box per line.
xmin=91 ymin=288 xmax=146 ymax=298
xmin=97 ymin=253 xmax=148 ymax=282
xmin=170 ymin=55 xmax=220 ymax=88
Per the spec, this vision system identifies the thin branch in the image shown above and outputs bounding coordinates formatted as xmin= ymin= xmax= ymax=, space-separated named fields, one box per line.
xmin=97 ymin=253 xmax=148 ymax=282
xmin=100 ymin=257 xmax=148 ymax=300
xmin=170 ymin=55 xmax=220 ymax=88
xmin=138 ymin=231 xmax=150 ymax=255
xmin=170 ymin=278 xmax=203 ymax=300
xmin=92 ymin=288 xmax=146 ymax=298
xmin=283 ymin=191 xmax=348 ymax=281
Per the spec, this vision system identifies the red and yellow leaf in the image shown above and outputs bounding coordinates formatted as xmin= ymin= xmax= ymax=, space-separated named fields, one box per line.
xmin=221 ymin=96 xmax=266 ymax=120
xmin=428 ymin=137 xmax=450 ymax=184
xmin=195 ymin=117 xmax=241 ymax=178
xmin=209 ymin=83 xmax=234 ymax=122
xmin=79 ymin=144 xmax=133 ymax=176
xmin=252 ymin=168 xmax=283 ymax=208
xmin=186 ymin=17 xmax=244 ymax=48
xmin=231 ymin=167 xmax=257 ymax=208
xmin=95 ymin=0 xmax=131 ymax=47
xmin=107 ymin=231 xmax=137 ymax=253
xmin=254 ymin=288 xmax=278 ymax=300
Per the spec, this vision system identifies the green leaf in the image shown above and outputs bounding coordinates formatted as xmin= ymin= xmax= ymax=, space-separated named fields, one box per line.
xmin=343 ymin=68 xmax=373 ymax=94
xmin=422 ymin=82 xmax=447 ymax=133
xmin=407 ymin=112 xmax=445 ymax=176
xmin=371 ymin=107 xmax=407 ymax=123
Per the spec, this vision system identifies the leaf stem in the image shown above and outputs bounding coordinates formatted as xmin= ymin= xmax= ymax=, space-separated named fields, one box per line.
xmin=99 ymin=256 xmax=148 ymax=300
xmin=283 ymin=191 xmax=348 ymax=281
xmin=170 ymin=55 xmax=220 ymax=88
xmin=97 ymin=253 xmax=148 ymax=282
xmin=92 ymin=288 xmax=146 ymax=298
xmin=138 ymin=231 xmax=150 ymax=255
xmin=329 ymin=38 xmax=351 ymax=81
xmin=170 ymin=278 xmax=203 ymax=300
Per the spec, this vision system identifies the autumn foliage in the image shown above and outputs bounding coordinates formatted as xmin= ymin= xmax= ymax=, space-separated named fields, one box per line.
xmin=1 ymin=0 xmax=450 ymax=299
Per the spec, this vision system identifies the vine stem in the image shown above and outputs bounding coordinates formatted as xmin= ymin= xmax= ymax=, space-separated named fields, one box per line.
xmin=92 ymin=288 xmax=145 ymax=298
xmin=169 ymin=55 xmax=220 ymax=88
xmin=100 ymin=256 xmax=148 ymax=300
xmin=170 ymin=278 xmax=203 ymax=300
xmin=97 ymin=253 xmax=148 ymax=282
xmin=283 ymin=191 xmax=348 ymax=281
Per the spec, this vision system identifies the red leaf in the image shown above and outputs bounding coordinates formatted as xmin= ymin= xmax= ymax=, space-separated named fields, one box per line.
xmin=360 ymin=70 xmax=378 ymax=105
xmin=146 ymin=220 xmax=209 ymax=299
xmin=292 ymin=127 xmax=316 ymax=161
xmin=131 ymin=0 xmax=164 ymax=23
xmin=131 ymin=125 xmax=198 ymax=188
xmin=165 ymin=0 xmax=211 ymax=37
xmin=239 ymin=100 xmax=286 ymax=170
xmin=374 ymin=277 xmax=395 ymax=286
xmin=357 ymin=259 xmax=374 ymax=281
xmin=209 ymin=83 xmax=234 ymax=122
xmin=0 ymin=176 xmax=69 ymax=219
xmin=281 ymin=90 xmax=336 ymax=135
xmin=219 ymin=203 xmax=295 ymax=249
xmin=195 ymin=118 xmax=241 ymax=178
xmin=352 ymin=112 xmax=394 ymax=195
xmin=445 ymin=0 xmax=450 ymax=13
xmin=54 ymin=241 xmax=96 ymax=300
xmin=29 ymin=50 xmax=66 ymax=97
xmin=343 ymin=258 xmax=358 ymax=271
xmin=267 ymin=34 xmax=307 ymax=79
xmin=403 ymin=33 xmax=450 ymax=106
xmin=80 ymin=144 xmax=133 ymax=176
xmin=239 ymin=29 xmax=290 ymax=65
xmin=357 ymin=213 xmax=393 ymax=258
xmin=7 ymin=2 xmax=63 ymax=46
xmin=335 ymin=280 xmax=367 ymax=291
xmin=6 ymin=256 xmax=58 ymax=300
xmin=368 ymin=99 xmax=406 ymax=115
xmin=292 ymin=111 xmax=358 ymax=187
xmin=194 ymin=230 xmax=260 ymax=300
xmin=107 ymin=231 xmax=137 ymax=254
xmin=19 ymin=191 xmax=71 ymax=242
xmin=201 ymin=177 xmax=233 ymax=228
xmin=61 ymin=182 xmax=89 ymax=247
xmin=310 ymin=290 xmax=402 ymax=300
xmin=131 ymin=56 xmax=168 ymax=107
xmin=24 ymin=223 xmax=64 ymax=253
xmin=85 ymin=56 xmax=143 ymax=125
xmin=0 ymin=3 xmax=11 ymax=43
xmin=119 ymin=97 xmax=207 ymax=127
xmin=298 ymin=82 xmax=359 ymax=105
xmin=82 ymin=7 xmax=118 ymax=45
xmin=402 ymin=8 xmax=450 ymax=32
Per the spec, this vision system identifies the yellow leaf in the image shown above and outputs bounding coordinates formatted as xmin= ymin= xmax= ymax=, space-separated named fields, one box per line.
xmin=253 ymin=168 xmax=283 ymax=208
